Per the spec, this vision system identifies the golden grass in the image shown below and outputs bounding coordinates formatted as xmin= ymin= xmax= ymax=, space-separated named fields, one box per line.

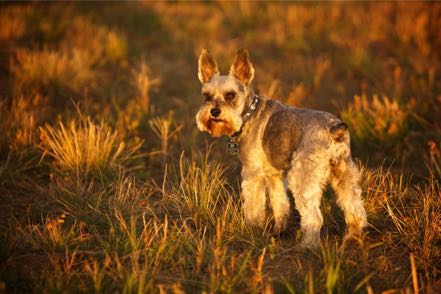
xmin=0 ymin=7 xmax=27 ymax=40
xmin=148 ymin=114 xmax=183 ymax=158
xmin=0 ymin=94 xmax=47 ymax=151
xmin=39 ymin=114 xmax=142 ymax=176
xmin=427 ymin=141 xmax=441 ymax=181
xmin=63 ymin=16 xmax=128 ymax=65
xmin=11 ymin=49 xmax=95 ymax=95
xmin=4 ymin=157 xmax=440 ymax=292
xmin=132 ymin=61 xmax=161 ymax=113
xmin=341 ymin=95 xmax=410 ymax=147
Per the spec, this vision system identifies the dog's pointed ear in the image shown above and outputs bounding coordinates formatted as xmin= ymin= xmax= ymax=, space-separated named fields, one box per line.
xmin=229 ymin=48 xmax=255 ymax=86
xmin=198 ymin=49 xmax=219 ymax=83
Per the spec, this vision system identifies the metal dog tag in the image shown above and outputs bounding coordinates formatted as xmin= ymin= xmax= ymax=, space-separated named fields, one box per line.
xmin=227 ymin=142 xmax=239 ymax=154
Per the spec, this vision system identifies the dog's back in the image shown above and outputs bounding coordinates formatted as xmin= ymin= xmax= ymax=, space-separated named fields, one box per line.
xmin=257 ymin=99 xmax=349 ymax=173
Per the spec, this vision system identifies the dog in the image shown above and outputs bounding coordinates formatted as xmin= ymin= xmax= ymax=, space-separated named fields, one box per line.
xmin=195 ymin=49 xmax=367 ymax=247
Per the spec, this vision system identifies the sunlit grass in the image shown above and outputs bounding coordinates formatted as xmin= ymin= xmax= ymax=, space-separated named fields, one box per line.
xmin=427 ymin=141 xmax=441 ymax=181
xmin=63 ymin=16 xmax=128 ymax=65
xmin=132 ymin=61 xmax=161 ymax=114
xmin=148 ymin=114 xmax=183 ymax=158
xmin=39 ymin=114 xmax=142 ymax=176
xmin=341 ymin=94 xmax=410 ymax=148
xmin=0 ymin=6 xmax=27 ymax=40
xmin=0 ymin=95 xmax=45 ymax=151
xmin=11 ymin=49 xmax=95 ymax=95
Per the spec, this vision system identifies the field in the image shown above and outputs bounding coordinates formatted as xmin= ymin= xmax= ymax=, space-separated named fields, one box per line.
xmin=0 ymin=2 xmax=440 ymax=293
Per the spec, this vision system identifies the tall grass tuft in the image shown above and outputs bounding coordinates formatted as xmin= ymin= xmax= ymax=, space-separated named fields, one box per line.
xmin=39 ymin=114 xmax=141 ymax=176
xmin=132 ymin=61 xmax=160 ymax=114
xmin=164 ymin=155 xmax=231 ymax=225
xmin=0 ymin=95 xmax=46 ymax=151
xmin=341 ymin=95 xmax=410 ymax=148
xmin=159 ymin=153 xmax=269 ymax=242
xmin=11 ymin=49 xmax=95 ymax=96
xmin=148 ymin=113 xmax=182 ymax=158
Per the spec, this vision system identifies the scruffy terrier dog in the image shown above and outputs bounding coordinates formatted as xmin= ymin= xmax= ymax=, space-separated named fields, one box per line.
xmin=195 ymin=49 xmax=367 ymax=247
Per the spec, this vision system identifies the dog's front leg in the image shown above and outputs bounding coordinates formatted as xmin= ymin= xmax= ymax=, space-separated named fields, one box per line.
xmin=241 ymin=169 xmax=266 ymax=228
xmin=267 ymin=175 xmax=290 ymax=235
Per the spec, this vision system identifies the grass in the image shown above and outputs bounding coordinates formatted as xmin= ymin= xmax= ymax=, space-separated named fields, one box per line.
xmin=39 ymin=113 xmax=142 ymax=178
xmin=0 ymin=2 xmax=440 ymax=293
xmin=11 ymin=48 xmax=96 ymax=97
xmin=341 ymin=95 xmax=410 ymax=149
xmin=427 ymin=141 xmax=441 ymax=181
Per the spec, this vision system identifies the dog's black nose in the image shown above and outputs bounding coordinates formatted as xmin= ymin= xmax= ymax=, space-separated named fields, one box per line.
xmin=210 ymin=108 xmax=221 ymax=117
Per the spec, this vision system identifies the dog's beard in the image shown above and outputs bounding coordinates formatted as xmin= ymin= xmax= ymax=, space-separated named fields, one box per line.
xmin=196 ymin=107 xmax=242 ymax=137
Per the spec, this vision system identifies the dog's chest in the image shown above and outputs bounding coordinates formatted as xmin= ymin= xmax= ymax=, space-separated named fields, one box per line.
xmin=238 ymin=120 xmax=267 ymax=170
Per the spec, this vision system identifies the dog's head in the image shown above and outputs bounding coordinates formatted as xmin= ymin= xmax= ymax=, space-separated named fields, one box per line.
xmin=195 ymin=49 xmax=255 ymax=137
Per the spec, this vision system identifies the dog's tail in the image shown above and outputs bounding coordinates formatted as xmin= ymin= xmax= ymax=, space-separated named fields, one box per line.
xmin=330 ymin=121 xmax=348 ymax=142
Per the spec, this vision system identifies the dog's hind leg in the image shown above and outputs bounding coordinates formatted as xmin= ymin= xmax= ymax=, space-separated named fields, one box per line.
xmin=330 ymin=158 xmax=367 ymax=237
xmin=287 ymin=151 xmax=330 ymax=247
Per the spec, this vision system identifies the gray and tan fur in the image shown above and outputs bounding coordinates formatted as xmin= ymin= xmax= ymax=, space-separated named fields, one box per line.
xmin=195 ymin=49 xmax=367 ymax=247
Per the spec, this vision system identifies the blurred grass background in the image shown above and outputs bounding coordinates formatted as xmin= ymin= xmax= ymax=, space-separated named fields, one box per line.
xmin=0 ymin=2 xmax=440 ymax=293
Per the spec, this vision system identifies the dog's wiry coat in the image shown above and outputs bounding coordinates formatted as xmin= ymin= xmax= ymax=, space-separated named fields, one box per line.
xmin=195 ymin=49 xmax=367 ymax=247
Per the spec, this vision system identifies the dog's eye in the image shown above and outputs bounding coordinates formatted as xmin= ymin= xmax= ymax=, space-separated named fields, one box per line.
xmin=203 ymin=93 xmax=213 ymax=102
xmin=225 ymin=91 xmax=236 ymax=101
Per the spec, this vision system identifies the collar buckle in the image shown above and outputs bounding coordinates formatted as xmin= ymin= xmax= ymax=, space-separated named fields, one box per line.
xmin=227 ymin=94 xmax=260 ymax=155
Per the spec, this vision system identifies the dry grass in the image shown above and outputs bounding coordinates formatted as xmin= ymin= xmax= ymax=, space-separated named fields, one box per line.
xmin=0 ymin=94 xmax=47 ymax=151
xmin=148 ymin=114 xmax=183 ymax=158
xmin=427 ymin=141 xmax=441 ymax=181
xmin=11 ymin=49 xmax=96 ymax=96
xmin=39 ymin=114 xmax=142 ymax=177
xmin=62 ymin=16 xmax=127 ymax=65
xmin=132 ymin=61 xmax=161 ymax=114
xmin=0 ymin=6 xmax=27 ymax=40
xmin=341 ymin=95 xmax=411 ymax=148
xmin=0 ymin=2 xmax=440 ymax=293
